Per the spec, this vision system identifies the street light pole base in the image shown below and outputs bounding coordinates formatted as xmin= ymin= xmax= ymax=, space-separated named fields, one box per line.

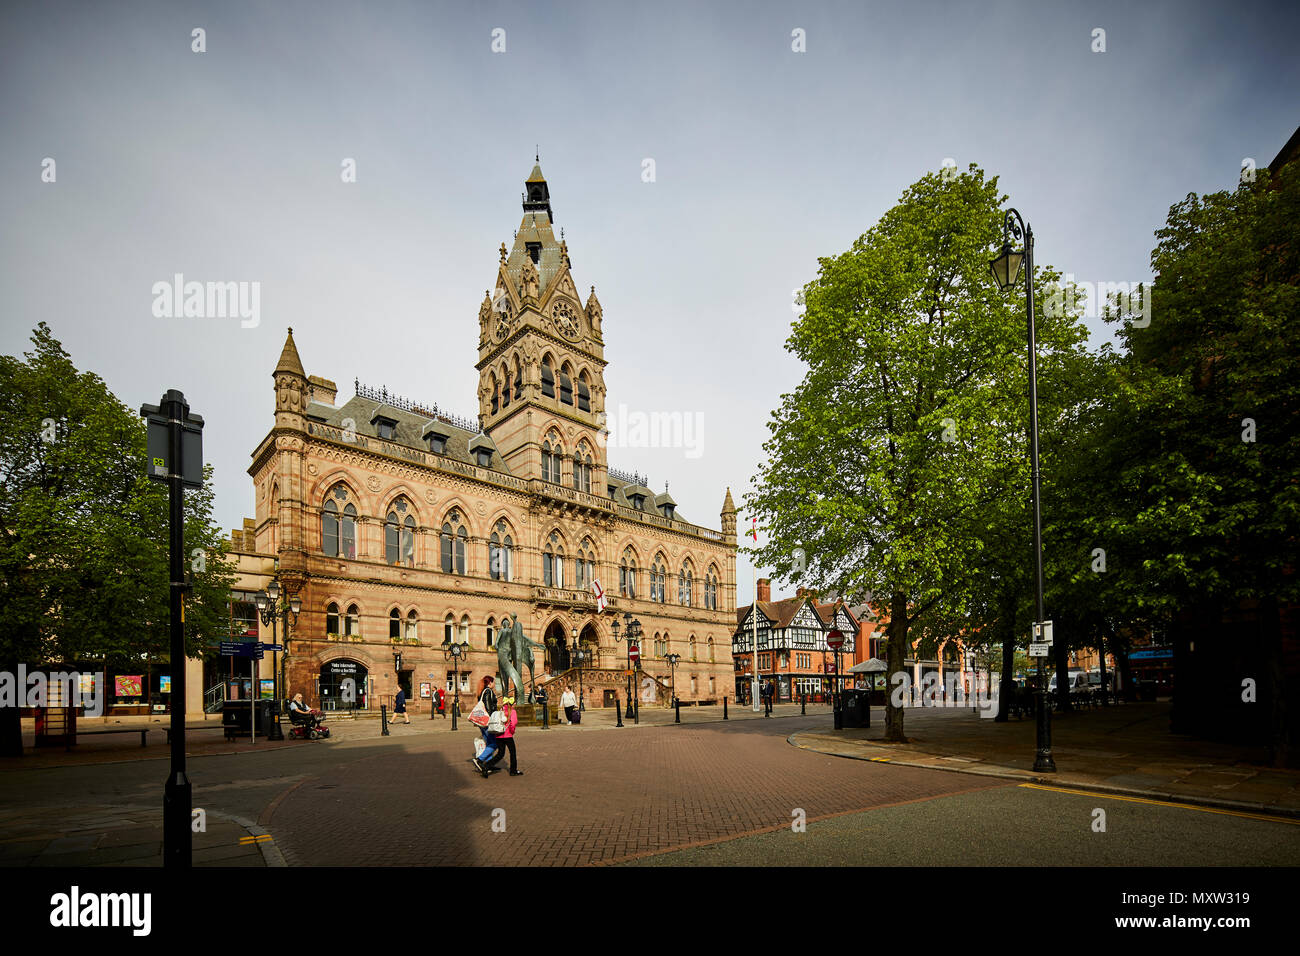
xmin=1033 ymin=752 xmax=1057 ymax=773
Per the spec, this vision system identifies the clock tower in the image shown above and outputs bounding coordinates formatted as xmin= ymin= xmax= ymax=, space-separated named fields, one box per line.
xmin=477 ymin=163 xmax=609 ymax=488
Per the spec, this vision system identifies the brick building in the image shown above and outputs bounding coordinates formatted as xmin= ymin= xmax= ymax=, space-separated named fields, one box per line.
xmin=224 ymin=163 xmax=738 ymax=714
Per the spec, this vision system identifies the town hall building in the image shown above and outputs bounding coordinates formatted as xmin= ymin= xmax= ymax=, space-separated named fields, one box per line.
xmin=225 ymin=163 xmax=739 ymax=715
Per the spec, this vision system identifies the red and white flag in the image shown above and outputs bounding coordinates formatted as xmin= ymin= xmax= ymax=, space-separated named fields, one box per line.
xmin=592 ymin=578 xmax=607 ymax=613
xmin=751 ymin=517 xmax=758 ymax=542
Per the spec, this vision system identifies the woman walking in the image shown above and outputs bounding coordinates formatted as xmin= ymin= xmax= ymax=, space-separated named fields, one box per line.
xmin=485 ymin=697 xmax=523 ymax=776
xmin=560 ymin=683 xmax=578 ymax=725
xmin=470 ymin=676 xmax=500 ymax=773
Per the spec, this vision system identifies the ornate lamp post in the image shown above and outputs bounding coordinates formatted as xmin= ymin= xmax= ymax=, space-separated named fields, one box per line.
xmin=255 ymin=580 xmax=300 ymax=742
xmin=611 ymin=613 xmax=642 ymax=723
xmin=664 ymin=652 xmax=681 ymax=706
xmin=441 ymin=634 xmax=469 ymax=731
xmin=571 ymin=626 xmax=589 ymax=713
xmin=990 ymin=207 xmax=1055 ymax=774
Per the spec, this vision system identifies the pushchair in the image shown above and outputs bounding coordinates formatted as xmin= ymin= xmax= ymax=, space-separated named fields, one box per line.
xmin=287 ymin=706 xmax=330 ymax=739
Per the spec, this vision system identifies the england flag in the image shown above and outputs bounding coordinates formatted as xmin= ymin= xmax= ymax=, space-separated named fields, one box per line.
xmin=592 ymin=578 xmax=607 ymax=612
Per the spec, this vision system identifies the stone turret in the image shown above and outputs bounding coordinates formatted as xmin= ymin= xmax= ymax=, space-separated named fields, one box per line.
xmin=721 ymin=487 xmax=737 ymax=541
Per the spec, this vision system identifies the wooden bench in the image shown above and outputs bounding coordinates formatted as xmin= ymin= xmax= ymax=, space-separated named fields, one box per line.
xmin=71 ymin=728 xmax=150 ymax=750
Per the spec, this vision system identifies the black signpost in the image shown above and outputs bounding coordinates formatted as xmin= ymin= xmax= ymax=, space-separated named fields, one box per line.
xmin=141 ymin=390 xmax=204 ymax=869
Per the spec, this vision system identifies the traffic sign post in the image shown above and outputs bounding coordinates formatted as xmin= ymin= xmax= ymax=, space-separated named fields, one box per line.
xmin=1029 ymin=643 xmax=1050 ymax=657
xmin=140 ymin=389 xmax=204 ymax=869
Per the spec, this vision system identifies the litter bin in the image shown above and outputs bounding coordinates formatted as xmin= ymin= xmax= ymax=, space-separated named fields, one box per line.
xmin=222 ymin=699 xmax=275 ymax=738
xmin=841 ymin=688 xmax=871 ymax=728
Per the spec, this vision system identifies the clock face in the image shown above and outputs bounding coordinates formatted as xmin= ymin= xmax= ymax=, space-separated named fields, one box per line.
xmin=552 ymin=300 xmax=580 ymax=340
xmin=493 ymin=291 xmax=514 ymax=341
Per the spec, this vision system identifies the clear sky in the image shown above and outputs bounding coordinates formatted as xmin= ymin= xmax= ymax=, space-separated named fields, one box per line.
xmin=2 ymin=0 xmax=1296 ymax=603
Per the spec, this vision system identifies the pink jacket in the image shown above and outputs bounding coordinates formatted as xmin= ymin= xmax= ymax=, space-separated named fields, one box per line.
xmin=499 ymin=707 xmax=519 ymax=739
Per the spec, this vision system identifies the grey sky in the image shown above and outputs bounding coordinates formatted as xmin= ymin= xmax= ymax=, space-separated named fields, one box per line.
xmin=2 ymin=0 xmax=1296 ymax=604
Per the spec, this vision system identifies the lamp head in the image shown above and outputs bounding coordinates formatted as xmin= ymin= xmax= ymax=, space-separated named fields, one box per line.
xmin=266 ymin=580 xmax=280 ymax=602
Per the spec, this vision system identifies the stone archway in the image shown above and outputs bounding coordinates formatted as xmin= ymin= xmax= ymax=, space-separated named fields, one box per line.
xmin=544 ymin=620 xmax=570 ymax=674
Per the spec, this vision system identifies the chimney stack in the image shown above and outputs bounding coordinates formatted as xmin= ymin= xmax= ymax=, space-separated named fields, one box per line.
xmin=757 ymin=578 xmax=771 ymax=603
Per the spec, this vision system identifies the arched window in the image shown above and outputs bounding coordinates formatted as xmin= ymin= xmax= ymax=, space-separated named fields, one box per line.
xmin=489 ymin=520 xmax=513 ymax=581
xmin=543 ymin=531 xmax=565 ymax=588
xmin=708 ymin=636 xmax=715 ymax=662
xmin=490 ymin=371 xmax=500 ymax=414
xmin=500 ymin=363 xmax=511 ymax=408
xmin=441 ymin=510 xmax=467 ymax=575
xmin=385 ymin=498 xmax=416 ymax=566
xmin=620 ymin=547 xmax=637 ymax=599
xmin=512 ymin=358 xmax=522 ymax=400
xmin=706 ymin=567 xmax=719 ymax=610
xmin=679 ymin=563 xmax=694 ymax=606
xmin=575 ymin=537 xmax=596 ymax=591
xmin=444 ymin=614 xmax=455 ymax=645
xmin=345 ymin=604 xmax=360 ymax=637
xmin=389 ymin=608 xmax=401 ymax=640
xmin=487 ymin=617 xmax=496 ymax=648
xmin=651 ymin=555 xmax=667 ymax=603
xmin=326 ymin=603 xmax=340 ymax=636
xmin=690 ymin=635 xmax=698 ymax=661
xmin=559 ymin=365 xmax=573 ymax=405
xmin=573 ymin=443 xmax=592 ymax=493
xmin=322 ymin=485 xmax=357 ymax=559
xmin=577 ymin=374 xmax=591 ymax=412
xmin=406 ymin=610 xmax=418 ymax=642
xmin=542 ymin=434 xmax=562 ymax=483
xmin=541 ymin=358 xmax=555 ymax=398
xmin=459 ymin=614 xmax=471 ymax=646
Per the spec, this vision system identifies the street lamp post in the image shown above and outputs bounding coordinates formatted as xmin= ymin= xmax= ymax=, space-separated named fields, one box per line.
xmin=665 ymin=653 xmax=681 ymax=708
xmin=571 ymin=626 xmax=587 ymax=713
xmin=441 ymin=635 xmax=468 ymax=731
xmin=255 ymin=580 xmax=300 ymax=742
xmin=611 ymin=613 xmax=642 ymax=723
xmin=990 ymin=207 xmax=1056 ymax=773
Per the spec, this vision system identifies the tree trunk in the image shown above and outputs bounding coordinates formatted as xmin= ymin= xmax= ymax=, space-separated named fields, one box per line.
xmin=995 ymin=587 xmax=1018 ymax=722
xmin=1260 ymin=594 xmax=1291 ymax=768
xmin=0 ymin=657 xmax=22 ymax=757
xmin=885 ymin=591 xmax=909 ymax=742
xmin=1097 ymin=634 xmax=1109 ymax=704
xmin=1054 ymin=636 xmax=1071 ymax=712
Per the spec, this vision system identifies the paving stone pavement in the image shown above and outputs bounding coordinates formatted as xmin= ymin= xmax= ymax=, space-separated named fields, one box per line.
xmin=790 ymin=700 xmax=1300 ymax=817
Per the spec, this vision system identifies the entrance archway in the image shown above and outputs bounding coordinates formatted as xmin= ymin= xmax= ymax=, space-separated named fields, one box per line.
xmin=319 ymin=659 xmax=368 ymax=711
xmin=544 ymin=620 xmax=570 ymax=674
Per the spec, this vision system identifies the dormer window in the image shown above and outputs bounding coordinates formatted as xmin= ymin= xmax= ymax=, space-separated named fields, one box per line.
xmin=475 ymin=448 xmax=492 ymax=468
xmin=662 ymin=504 xmax=675 ymax=520
xmin=423 ymin=423 xmax=451 ymax=455
xmin=526 ymin=242 xmax=541 ymax=264
xmin=373 ymin=416 xmax=398 ymax=440
xmin=631 ymin=494 xmax=646 ymax=511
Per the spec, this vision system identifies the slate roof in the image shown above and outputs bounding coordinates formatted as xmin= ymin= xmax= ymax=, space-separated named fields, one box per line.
xmin=305 ymin=393 xmax=511 ymax=475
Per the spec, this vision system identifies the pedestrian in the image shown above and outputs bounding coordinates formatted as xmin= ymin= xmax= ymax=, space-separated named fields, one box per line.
xmin=436 ymin=685 xmax=446 ymax=718
xmin=470 ymin=676 xmax=500 ymax=773
xmin=392 ymin=685 xmax=410 ymax=724
xmin=560 ymin=683 xmax=578 ymax=725
xmin=485 ymin=696 xmax=524 ymax=776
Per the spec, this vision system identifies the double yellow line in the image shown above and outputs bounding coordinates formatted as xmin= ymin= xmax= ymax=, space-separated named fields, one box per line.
xmin=239 ymin=833 xmax=274 ymax=845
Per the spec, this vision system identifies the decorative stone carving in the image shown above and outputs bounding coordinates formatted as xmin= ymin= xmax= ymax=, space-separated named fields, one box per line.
xmin=307 ymin=463 xmax=318 ymax=476
xmin=366 ymin=475 xmax=381 ymax=492
xmin=521 ymin=255 xmax=540 ymax=300
xmin=425 ymin=489 xmax=438 ymax=504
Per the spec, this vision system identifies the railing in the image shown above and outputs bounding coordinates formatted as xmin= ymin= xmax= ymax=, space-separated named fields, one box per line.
xmin=355 ymin=380 xmax=479 ymax=432
xmin=203 ymin=683 xmax=226 ymax=714
xmin=608 ymin=467 xmax=647 ymax=486
xmin=529 ymin=479 xmax=616 ymax=513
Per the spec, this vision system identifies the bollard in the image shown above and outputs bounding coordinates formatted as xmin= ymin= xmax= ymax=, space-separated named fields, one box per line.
xmin=381 ymin=704 xmax=390 ymax=736
xmin=615 ymin=694 xmax=624 ymax=727
xmin=801 ymin=692 xmax=806 ymax=715
xmin=541 ymin=699 xmax=549 ymax=730
xmin=675 ymin=697 xmax=681 ymax=723
xmin=723 ymin=695 xmax=728 ymax=719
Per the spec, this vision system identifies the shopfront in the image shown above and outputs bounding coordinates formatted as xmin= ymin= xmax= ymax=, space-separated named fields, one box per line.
xmin=319 ymin=659 xmax=368 ymax=711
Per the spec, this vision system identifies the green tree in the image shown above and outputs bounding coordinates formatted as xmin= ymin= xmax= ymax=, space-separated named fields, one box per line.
xmin=746 ymin=166 xmax=1087 ymax=741
xmin=1101 ymin=161 xmax=1300 ymax=762
xmin=0 ymin=324 xmax=234 ymax=756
